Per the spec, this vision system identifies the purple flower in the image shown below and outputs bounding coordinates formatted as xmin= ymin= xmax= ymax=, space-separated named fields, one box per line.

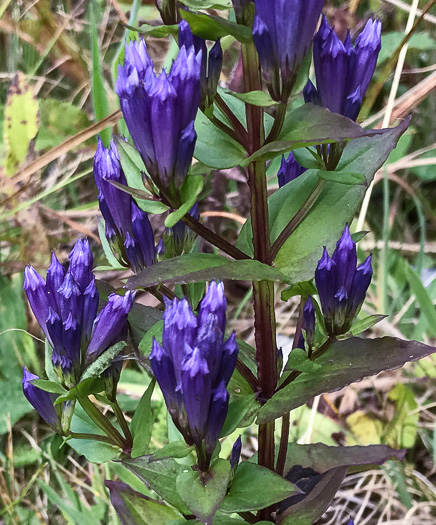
xmin=24 ymin=240 xmax=134 ymax=387
xmin=305 ymin=16 xmax=381 ymax=120
xmin=116 ymin=36 xmax=202 ymax=190
xmin=303 ymin=297 xmax=315 ymax=348
xmin=315 ymin=225 xmax=373 ymax=335
xmin=94 ymin=139 xmax=156 ymax=273
xmin=230 ymin=435 xmax=242 ymax=469
xmin=253 ymin=0 xmax=325 ymax=101
xmin=277 ymin=152 xmax=307 ymax=188
xmin=22 ymin=368 xmax=61 ymax=432
xmin=150 ymin=282 xmax=238 ymax=470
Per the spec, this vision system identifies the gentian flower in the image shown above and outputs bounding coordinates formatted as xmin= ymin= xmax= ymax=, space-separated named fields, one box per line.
xmin=230 ymin=435 xmax=242 ymax=469
xmin=178 ymin=20 xmax=223 ymax=109
xmin=150 ymin=281 xmax=238 ymax=470
xmin=22 ymin=368 xmax=62 ymax=432
xmin=252 ymin=0 xmax=325 ymax=101
xmin=277 ymin=152 xmax=307 ymax=187
xmin=24 ymin=239 xmax=134 ymax=387
xmin=304 ymin=16 xmax=382 ymax=121
xmin=315 ymin=225 xmax=373 ymax=336
xmin=94 ymin=139 xmax=156 ymax=273
xmin=303 ymin=296 xmax=315 ymax=348
xmin=116 ymin=34 xmax=202 ymax=191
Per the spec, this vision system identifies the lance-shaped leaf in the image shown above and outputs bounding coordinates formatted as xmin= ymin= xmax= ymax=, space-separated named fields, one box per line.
xmin=180 ymin=9 xmax=252 ymax=42
xmin=258 ymin=337 xmax=436 ymax=423
xmin=244 ymin=104 xmax=385 ymax=164
xmin=106 ymin=481 xmax=180 ymax=525
xmin=220 ymin=462 xmax=301 ymax=513
xmin=278 ymin=467 xmax=348 ymax=525
xmin=126 ymin=254 xmax=288 ymax=289
xmin=176 ymin=459 xmax=231 ymax=524
xmin=237 ymin=118 xmax=409 ymax=282
xmin=123 ymin=456 xmax=190 ymax=514
xmin=277 ymin=443 xmax=405 ymax=524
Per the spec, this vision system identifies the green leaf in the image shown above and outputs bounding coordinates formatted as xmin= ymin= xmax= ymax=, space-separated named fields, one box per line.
xmin=405 ymin=263 xmax=436 ymax=338
xmin=165 ymin=175 xmax=204 ymax=228
xmin=128 ymin=303 xmax=163 ymax=346
xmin=281 ymin=281 xmax=317 ymax=302
xmin=126 ymin=254 xmax=288 ymax=289
xmin=378 ymin=31 xmax=436 ymax=65
xmin=30 ymin=380 xmax=67 ymax=395
xmin=98 ymin=219 xmax=123 ymax=269
xmin=3 ymin=72 xmax=39 ymax=176
xmin=284 ymin=348 xmax=321 ymax=374
xmin=131 ymin=379 xmax=155 ymax=458
xmin=283 ymin=442 xmax=406 ymax=475
xmin=280 ymin=467 xmax=347 ymax=525
xmin=0 ymin=273 xmax=37 ymax=433
xmin=176 ymin=459 xmax=231 ymax=524
xmin=244 ymin=104 xmax=385 ymax=164
xmin=108 ymin=178 xmax=169 ymax=215
xmin=194 ymin=110 xmax=247 ymax=169
xmin=179 ymin=0 xmax=232 ymax=9
xmin=54 ymin=377 xmax=105 ymax=405
xmin=36 ymin=99 xmax=90 ymax=150
xmin=237 ymin=118 xmax=410 ymax=281
xmin=138 ymin=320 xmax=164 ymax=356
xmin=68 ymin=405 xmax=120 ymax=463
xmin=136 ymin=23 xmax=180 ymax=38
xmin=180 ymin=10 xmax=252 ymax=43
xmin=106 ymin=481 xmax=181 ymax=525
xmin=123 ymin=456 xmax=191 ymax=514
xmin=153 ymin=441 xmax=195 ymax=459
xmin=90 ymin=4 xmax=111 ymax=146
xmin=221 ymin=462 xmax=300 ymax=513
xmin=317 ymin=170 xmax=366 ymax=185
xmin=220 ymin=394 xmax=259 ymax=437
xmin=258 ymin=336 xmax=436 ymax=423
xmin=349 ymin=314 xmax=387 ymax=336
xmin=226 ymin=90 xmax=278 ymax=107
xmin=80 ymin=341 xmax=127 ymax=381
xmin=386 ymin=383 xmax=418 ymax=448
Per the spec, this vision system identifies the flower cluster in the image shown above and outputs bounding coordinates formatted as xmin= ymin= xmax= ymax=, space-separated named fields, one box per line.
xmin=315 ymin=225 xmax=373 ymax=336
xmin=277 ymin=152 xmax=307 ymax=188
xmin=94 ymin=139 xmax=156 ymax=273
xmin=304 ymin=16 xmax=382 ymax=121
xmin=252 ymin=0 xmax=325 ymax=101
xmin=178 ymin=20 xmax=223 ymax=109
xmin=24 ymin=239 xmax=134 ymax=387
xmin=150 ymin=281 xmax=238 ymax=470
xmin=116 ymin=29 xmax=202 ymax=191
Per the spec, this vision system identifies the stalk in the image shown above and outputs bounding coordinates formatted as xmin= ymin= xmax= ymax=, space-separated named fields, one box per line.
xmin=242 ymin=38 xmax=277 ymax=520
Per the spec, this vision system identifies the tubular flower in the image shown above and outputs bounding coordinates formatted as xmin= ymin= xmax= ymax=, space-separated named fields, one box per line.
xmin=22 ymin=368 xmax=62 ymax=432
xmin=94 ymin=138 xmax=156 ymax=273
xmin=24 ymin=239 xmax=134 ymax=387
xmin=277 ymin=152 xmax=307 ymax=187
xmin=304 ymin=16 xmax=382 ymax=121
xmin=150 ymin=281 xmax=238 ymax=470
xmin=252 ymin=0 xmax=325 ymax=101
xmin=178 ymin=20 xmax=223 ymax=109
xmin=315 ymin=225 xmax=373 ymax=336
xmin=116 ymin=35 xmax=202 ymax=191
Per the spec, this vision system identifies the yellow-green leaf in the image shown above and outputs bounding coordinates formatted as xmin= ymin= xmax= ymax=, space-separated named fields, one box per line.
xmin=3 ymin=72 xmax=39 ymax=176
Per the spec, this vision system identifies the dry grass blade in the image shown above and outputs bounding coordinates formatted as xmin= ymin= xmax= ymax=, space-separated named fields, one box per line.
xmin=12 ymin=110 xmax=122 ymax=184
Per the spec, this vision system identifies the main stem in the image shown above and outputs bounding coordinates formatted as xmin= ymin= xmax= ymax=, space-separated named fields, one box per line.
xmin=242 ymin=40 xmax=277 ymax=503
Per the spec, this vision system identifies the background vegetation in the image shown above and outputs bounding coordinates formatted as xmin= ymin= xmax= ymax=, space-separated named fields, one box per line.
xmin=0 ymin=0 xmax=436 ymax=523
